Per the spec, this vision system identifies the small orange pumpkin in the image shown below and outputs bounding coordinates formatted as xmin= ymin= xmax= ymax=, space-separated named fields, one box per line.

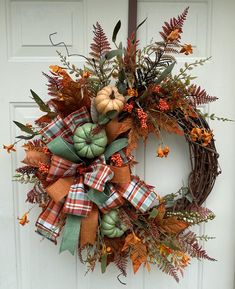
xmin=95 ymin=86 xmax=125 ymax=115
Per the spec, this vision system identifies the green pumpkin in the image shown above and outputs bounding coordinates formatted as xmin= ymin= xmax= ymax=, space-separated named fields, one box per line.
xmin=101 ymin=210 xmax=127 ymax=238
xmin=73 ymin=123 xmax=108 ymax=159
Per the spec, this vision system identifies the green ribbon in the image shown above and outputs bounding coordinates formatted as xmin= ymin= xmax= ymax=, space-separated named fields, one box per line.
xmin=87 ymin=188 xmax=109 ymax=206
xmin=47 ymin=136 xmax=82 ymax=163
xmin=60 ymin=215 xmax=82 ymax=255
xmin=104 ymin=137 xmax=128 ymax=160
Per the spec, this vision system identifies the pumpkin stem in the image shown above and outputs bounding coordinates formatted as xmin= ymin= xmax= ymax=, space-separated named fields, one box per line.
xmin=109 ymin=91 xmax=116 ymax=99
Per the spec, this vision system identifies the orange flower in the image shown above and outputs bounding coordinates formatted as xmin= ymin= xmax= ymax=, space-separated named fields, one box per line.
xmin=49 ymin=65 xmax=63 ymax=74
xmin=167 ymin=29 xmax=180 ymax=42
xmin=127 ymin=88 xmax=138 ymax=97
xmin=82 ymin=71 xmax=91 ymax=78
xmin=190 ymin=127 xmax=201 ymax=142
xmin=157 ymin=146 xmax=164 ymax=158
xmin=157 ymin=146 xmax=170 ymax=158
xmin=180 ymin=44 xmax=193 ymax=55
xmin=3 ymin=144 xmax=16 ymax=153
xmin=158 ymin=244 xmax=173 ymax=256
xmin=163 ymin=146 xmax=170 ymax=157
xmin=201 ymin=130 xmax=213 ymax=147
xmin=190 ymin=128 xmax=213 ymax=146
xmin=180 ymin=254 xmax=190 ymax=268
xmin=17 ymin=211 xmax=29 ymax=226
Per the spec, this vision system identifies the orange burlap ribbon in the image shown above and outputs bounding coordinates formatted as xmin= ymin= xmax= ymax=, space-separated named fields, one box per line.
xmin=80 ymin=205 xmax=99 ymax=247
xmin=45 ymin=176 xmax=98 ymax=247
xmin=46 ymin=177 xmax=74 ymax=203
xmin=109 ymin=165 xmax=131 ymax=183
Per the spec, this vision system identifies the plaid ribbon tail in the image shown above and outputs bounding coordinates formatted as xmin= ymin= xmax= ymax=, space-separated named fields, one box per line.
xmin=35 ymin=199 xmax=65 ymax=243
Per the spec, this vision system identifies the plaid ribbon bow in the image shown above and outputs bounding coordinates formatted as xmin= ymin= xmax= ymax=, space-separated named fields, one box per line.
xmin=36 ymin=107 xmax=158 ymax=246
xmin=45 ymin=154 xmax=114 ymax=216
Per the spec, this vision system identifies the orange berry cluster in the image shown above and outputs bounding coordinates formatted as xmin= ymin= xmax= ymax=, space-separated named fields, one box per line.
xmin=157 ymin=146 xmax=170 ymax=158
xmin=157 ymin=99 xmax=170 ymax=111
xmin=137 ymin=108 xmax=148 ymax=129
xmin=190 ymin=128 xmax=213 ymax=147
xmin=123 ymin=102 xmax=134 ymax=113
xmin=38 ymin=162 xmax=50 ymax=174
xmin=42 ymin=147 xmax=50 ymax=155
xmin=127 ymin=88 xmax=138 ymax=97
xmin=111 ymin=153 xmax=123 ymax=167
xmin=152 ymin=85 xmax=161 ymax=94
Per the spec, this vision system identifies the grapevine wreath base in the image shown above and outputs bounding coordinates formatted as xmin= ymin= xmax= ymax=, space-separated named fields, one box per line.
xmin=9 ymin=7 xmax=221 ymax=282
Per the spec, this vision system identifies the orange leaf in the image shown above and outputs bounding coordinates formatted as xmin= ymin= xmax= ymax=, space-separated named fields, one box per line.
xmin=130 ymin=242 xmax=147 ymax=273
xmin=151 ymin=111 xmax=184 ymax=136
xmin=122 ymin=232 xmax=140 ymax=252
xmin=144 ymin=261 xmax=151 ymax=272
xmin=35 ymin=114 xmax=54 ymax=125
xmin=22 ymin=150 xmax=50 ymax=167
xmin=105 ymin=118 xmax=133 ymax=144
xmin=126 ymin=128 xmax=140 ymax=155
xmin=161 ymin=217 xmax=188 ymax=234
xmin=155 ymin=203 xmax=166 ymax=224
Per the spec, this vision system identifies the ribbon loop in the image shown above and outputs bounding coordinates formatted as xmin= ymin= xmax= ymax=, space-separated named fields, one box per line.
xmin=47 ymin=136 xmax=83 ymax=163
xmin=83 ymin=156 xmax=114 ymax=192
xmin=40 ymin=107 xmax=91 ymax=143
xmin=117 ymin=176 xmax=157 ymax=213
xmin=63 ymin=177 xmax=93 ymax=217
xmin=46 ymin=155 xmax=81 ymax=182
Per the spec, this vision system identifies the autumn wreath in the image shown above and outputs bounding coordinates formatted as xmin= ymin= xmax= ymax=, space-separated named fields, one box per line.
xmin=6 ymin=7 xmax=223 ymax=282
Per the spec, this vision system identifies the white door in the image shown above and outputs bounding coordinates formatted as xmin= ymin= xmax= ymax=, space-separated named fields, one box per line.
xmin=0 ymin=1 xmax=234 ymax=289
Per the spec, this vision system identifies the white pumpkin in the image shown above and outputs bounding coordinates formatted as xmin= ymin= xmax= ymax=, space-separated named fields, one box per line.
xmin=95 ymin=86 xmax=125 ymax=115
